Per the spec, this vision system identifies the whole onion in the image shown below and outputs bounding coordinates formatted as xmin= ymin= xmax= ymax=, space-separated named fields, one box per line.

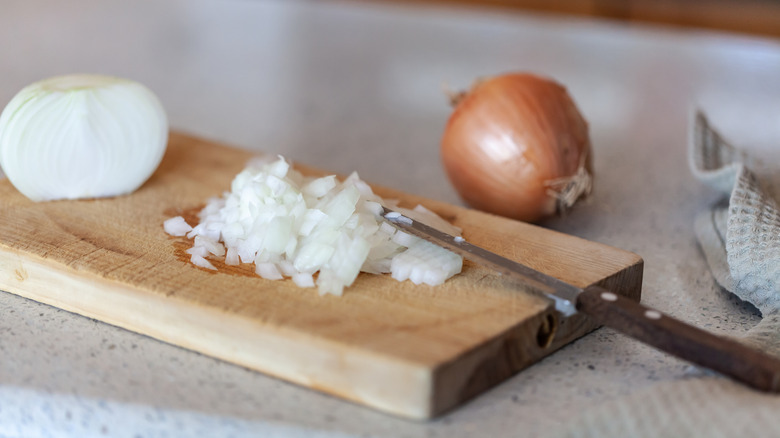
xmin=440 ymin=73 xmax=592 ymax=223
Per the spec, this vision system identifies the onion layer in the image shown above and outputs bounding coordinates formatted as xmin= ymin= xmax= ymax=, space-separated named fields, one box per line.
xmin=0 ymin=74 xmax=168 ymax=201
xmin=441 ymin=73 xmax=592 ymax=223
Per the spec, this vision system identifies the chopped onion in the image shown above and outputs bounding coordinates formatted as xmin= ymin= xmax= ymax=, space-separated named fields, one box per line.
xmin=190 ymin=254 xmax=216 ymax=270
xmin=225 ymin=247 xmax=240 ymax=266
xmin=185 ymin=246 xmax=209 ymax=258
xmin=256 ymin=262 xmax=284 ymax=280
xmin=292 ymin=272 xmax=315 ymax=288
xmin=391 ymin=239 xmax=462 ymax=286
xmin=164 ymin=156 xmax=464 ymax=295
xmin=164 ymin=216 xmax=192 ymax=236
xmin=391 ymin=230 xmax=418 ymax=248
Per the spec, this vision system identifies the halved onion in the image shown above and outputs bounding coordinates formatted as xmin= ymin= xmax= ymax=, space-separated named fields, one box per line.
xmin=0 ymin=74 xmax=168 ymax=201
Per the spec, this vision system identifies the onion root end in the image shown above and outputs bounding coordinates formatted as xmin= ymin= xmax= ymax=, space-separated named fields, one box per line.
xmin=544 ymin=164 xmax=593 ymax=216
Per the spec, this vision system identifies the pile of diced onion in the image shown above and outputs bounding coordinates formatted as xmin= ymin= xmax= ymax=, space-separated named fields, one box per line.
xmin=164 ymin=156 xmax=463 ymax=295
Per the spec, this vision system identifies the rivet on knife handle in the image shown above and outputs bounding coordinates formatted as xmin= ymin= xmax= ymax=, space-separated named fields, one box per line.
xmin=380 ymin=206 xmax=780 ymax=392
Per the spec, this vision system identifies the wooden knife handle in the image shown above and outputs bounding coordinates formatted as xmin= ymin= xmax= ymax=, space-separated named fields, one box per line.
xmin=577 ymin=285 xmax=780 ymax=392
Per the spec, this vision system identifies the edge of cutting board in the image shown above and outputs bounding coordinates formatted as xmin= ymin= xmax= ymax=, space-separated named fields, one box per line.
xmin=0 ymin=131 xmax=643 ymax=419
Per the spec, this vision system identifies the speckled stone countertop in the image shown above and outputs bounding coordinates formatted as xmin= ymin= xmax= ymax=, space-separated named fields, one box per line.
xmin=2 ymin=1 xmax=780 ymax=437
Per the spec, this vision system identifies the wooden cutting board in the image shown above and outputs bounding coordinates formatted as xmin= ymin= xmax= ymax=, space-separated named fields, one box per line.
xmin=0 ymin=132 xmax=643 ymax=419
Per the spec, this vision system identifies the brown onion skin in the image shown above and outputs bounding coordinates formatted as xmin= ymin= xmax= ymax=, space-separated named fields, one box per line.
xmin=441 ymin=73 xmax=592 ymax=223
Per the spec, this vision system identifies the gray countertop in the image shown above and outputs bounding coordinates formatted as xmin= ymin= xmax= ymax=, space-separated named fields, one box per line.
xmin=2 ymin=1 xmax=780 ymax=436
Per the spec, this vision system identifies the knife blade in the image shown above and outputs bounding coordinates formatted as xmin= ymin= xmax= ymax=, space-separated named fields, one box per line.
xmin=381 ymin=205 xmax=780 ymax=392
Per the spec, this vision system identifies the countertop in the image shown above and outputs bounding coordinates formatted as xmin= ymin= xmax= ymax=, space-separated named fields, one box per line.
xmin=2 ymin=0 xmax=780 ymax=437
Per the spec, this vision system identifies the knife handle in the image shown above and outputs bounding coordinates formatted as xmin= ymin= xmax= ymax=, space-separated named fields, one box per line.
xmin=577 ymin=285 xmax=780 ymax=392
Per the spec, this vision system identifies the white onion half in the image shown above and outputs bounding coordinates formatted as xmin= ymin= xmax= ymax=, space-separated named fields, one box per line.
xmin=0 ymin=74 xmax=168 ymax=201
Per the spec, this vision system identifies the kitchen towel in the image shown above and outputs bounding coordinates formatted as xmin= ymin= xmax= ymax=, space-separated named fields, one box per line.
xmin=689 ymin=110 xmax=780 ymax=356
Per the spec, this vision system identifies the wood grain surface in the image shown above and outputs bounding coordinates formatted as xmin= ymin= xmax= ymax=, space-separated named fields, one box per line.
xmin=0 ymin=132 xmax=643 ymax=419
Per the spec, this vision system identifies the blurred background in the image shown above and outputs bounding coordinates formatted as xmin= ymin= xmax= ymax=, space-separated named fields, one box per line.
xmin=1 ymin=1 xmax=780 ymax=436
xmin=358 ymin=0 xmax=780 ymax=38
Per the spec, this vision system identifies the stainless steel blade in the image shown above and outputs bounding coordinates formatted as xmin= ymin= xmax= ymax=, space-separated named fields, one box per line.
xmin=381 ymin=206 xmax=581 ymax=316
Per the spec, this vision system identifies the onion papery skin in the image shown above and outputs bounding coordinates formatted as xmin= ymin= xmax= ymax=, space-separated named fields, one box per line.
xmin=0 ymin=74 xmax=168 ymax=201
xmin=441 ymin=73 xmax=592 ymax=223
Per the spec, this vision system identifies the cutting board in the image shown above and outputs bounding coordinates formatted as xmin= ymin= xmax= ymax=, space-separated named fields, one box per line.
xmin=0 ymin=132 xmax=643 ymax=419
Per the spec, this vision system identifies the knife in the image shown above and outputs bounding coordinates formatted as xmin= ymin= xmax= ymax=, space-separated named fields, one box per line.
xmin=381 ymin=206 xmax=780 ymax=392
